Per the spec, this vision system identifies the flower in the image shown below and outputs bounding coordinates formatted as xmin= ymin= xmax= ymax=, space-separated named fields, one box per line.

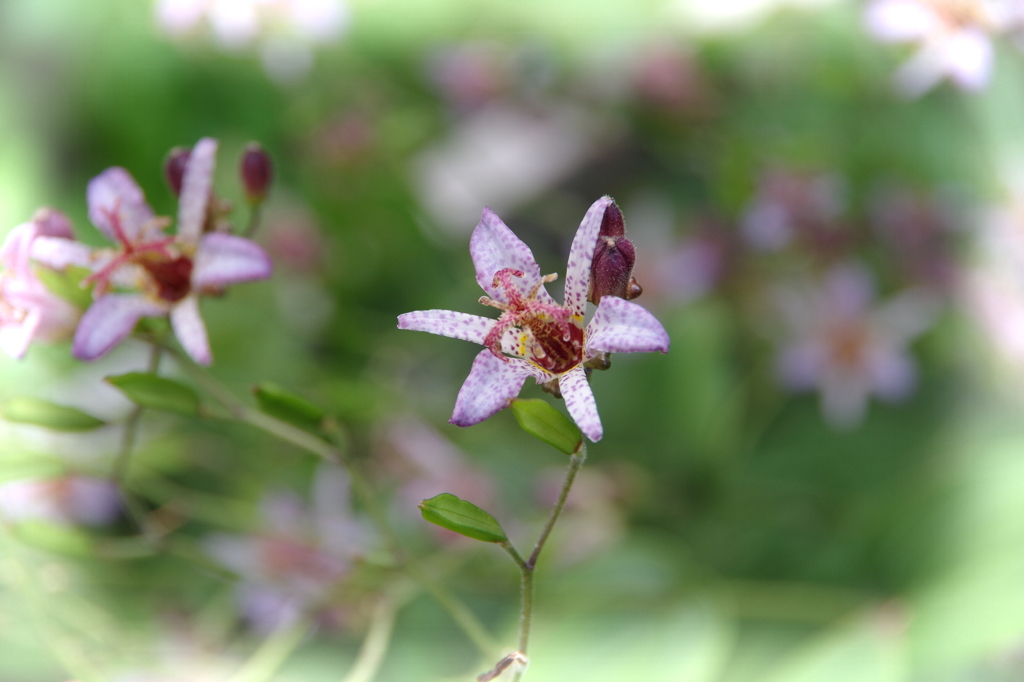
xmin=863 ymin=0 xmax=1002 ymax=97
xmin=398 ymin=196 xmax=670 ymax=442
xmin=205 ymin=465 xmax=372 ymax=633
xmin=740 ymin=167 xmax=846 ymax=253
xmin=0 ymin=209 xmax=81 ymax=358
xmin=773 ymin=263 xmax=937 ymax=428
xmin=34 ymin=138 xmax=273 ymax=365
xmin=0 ymin=475 xmax=120 ymax=526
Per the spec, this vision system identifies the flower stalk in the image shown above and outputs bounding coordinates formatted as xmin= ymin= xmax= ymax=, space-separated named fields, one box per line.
xmin=497 ymin=443 xmax=587 ymax=681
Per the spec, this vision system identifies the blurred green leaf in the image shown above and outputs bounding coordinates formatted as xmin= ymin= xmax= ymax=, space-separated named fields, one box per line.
xmin=2 ymin=397 xmax=105 ymax=431
xmin=511 ymin=399 xmax=582 ymax=455
xmin=34 ymin=265 xmax=93 ymax=309
xmin=253 ymin=382 xmax=326 ymax=434
xmin=419 ymin=493 xmax=507 ymax=543
xmin=105 ymin=372 xmax=200 ymax=416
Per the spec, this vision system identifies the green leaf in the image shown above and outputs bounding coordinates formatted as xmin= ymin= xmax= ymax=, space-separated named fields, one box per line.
xmin=510 ymin=399 xmax=582 ymax=455
xmin=2 ymin=398 xmax=105 ymax=431
xmin=419 ymin=493 xmax=507 ymax=543
xmin=253 ymin=382 xmax=326 ymax=433
xmin=34 ymin=265 xmax=94 ymax=309
xmin=105 ymin=373 xmax=200 ymax=416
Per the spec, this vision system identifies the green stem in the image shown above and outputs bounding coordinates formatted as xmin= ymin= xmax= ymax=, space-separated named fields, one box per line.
xmin=407 ymin=563 xmax=501 ymax=655
xmin=527 ymin=446 xmax=586 ymax=570
xmin=111 ymin=344 xmax=163 ymax=485
xmin=243 ymin=202 xmax=263 ymax=238
xmin=228 ymin=621 xmax=309 ymax=682
xmin=340 ymin=594 xmax=398 ymax=682
xmin=502 ymin=444 xmax=587 ymax=681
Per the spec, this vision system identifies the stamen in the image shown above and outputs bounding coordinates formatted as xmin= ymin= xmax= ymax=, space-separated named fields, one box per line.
xmin=528 ymin=272 xmax=558 ymax=299
xmin=478 ymin=296 xmax=507 ymax=311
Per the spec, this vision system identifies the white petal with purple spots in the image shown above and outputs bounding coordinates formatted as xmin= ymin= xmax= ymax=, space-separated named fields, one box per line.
xmin=563 ymin=195 xmax=612 ymax=319
xmin=450 ymin=350 xmax=533 ymax=427
xmin=171 ymin=294 xmax=212 ymax=365
xmin=469 ymin=208 xmax=553 ymax=305
xmin=87 ymin=168 xmax=154 ymax=243
xmin=177 ymin=138 xmax=218 ymax=246
xmin=559 ymin=364 xmax=602 ymax=442
xmin=73 ymin=294 xmax=168 ymax=361
xmin=193 ymin=232 xmax=273 ymax=289
xmin=398 ymin=310 xmax=495 ymax=345
xmin=586 ymin=296 xmax=670 ymax=355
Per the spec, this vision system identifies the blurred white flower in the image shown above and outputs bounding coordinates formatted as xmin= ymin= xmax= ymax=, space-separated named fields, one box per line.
xmin=412 ymin=104 xmax=606 ymax=236
xmin=205 ymin=465 xmax=372 ymax=632
xmin=863 ymin=0 xmax=1011 ymax=97
xmin=0 ymin=475 xmax=120 ymax=526
xmin=155 ymin=0 xmax=349 ymax=82
xmin=773 ymin=263 xmax=937 ymax=428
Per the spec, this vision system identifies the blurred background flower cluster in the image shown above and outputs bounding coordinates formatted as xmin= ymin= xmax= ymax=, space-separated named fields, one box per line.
xmin=3 ymin=0 xmax=1024 ymax=679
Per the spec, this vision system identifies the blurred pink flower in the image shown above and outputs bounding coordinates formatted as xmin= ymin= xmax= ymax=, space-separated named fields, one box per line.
xmin=205 ymin=466 xmax=372 ymax=633
xmin=0 ymin=209 xmax=80 ymax=358
xmin=864 ymin=0 xmax=1000 ymax=96
xmin=741 ymin=168 xmax=847 ymax=254
xmin=398 ymin=197 xmax=670 ymax=442
xmin=774 ymin=263 xmax=937 ymax=428
xmin=869 ymin=186 xmax=959 ymax=290
xmin=0 ymin=475 xmax=120 ymax=526
xmin=427 ymin=42 xmax=509 ymax=112
xmin=35 ymin=138 xmax=272 ymax=365
xmin=378 ymin=414 xmax=495 ymax=542
xmin=535 ymin=465 xmax=627 ymax=565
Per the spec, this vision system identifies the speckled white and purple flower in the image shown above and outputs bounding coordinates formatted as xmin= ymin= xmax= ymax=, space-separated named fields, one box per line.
xmin=398 ymin=196 xmax=669 ymax=442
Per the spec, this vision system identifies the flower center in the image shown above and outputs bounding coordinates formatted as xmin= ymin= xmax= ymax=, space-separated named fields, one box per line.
xmin=480 ymin=268 xmax=584 ymax=375
xmin=827 ymin=323 xmax=869 ymax=368
xmin=140 ymin=254 xmax=194 ymax=302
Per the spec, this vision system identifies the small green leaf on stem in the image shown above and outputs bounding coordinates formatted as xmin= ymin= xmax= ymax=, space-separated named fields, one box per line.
xmin=253 ymin=382 xmax=325 ymax=433
xmin=106 ymin=372 xmax=200 ymax=415
xmin=419 ymin=493 xmax=507 ymax=543
xmin=510 ymin=399 xmax=582 ymax=455
xmin=2 ymin=397 xmax=106 ymax=431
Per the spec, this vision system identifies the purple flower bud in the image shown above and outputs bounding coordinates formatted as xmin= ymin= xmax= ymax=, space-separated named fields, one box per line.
xmin=588 ymin=201 xmax=638 ymax=304
xmin=164 ymin=146 xmax=191 ymax=197
xmin=241 ymin=142 xmax=273 ymax=204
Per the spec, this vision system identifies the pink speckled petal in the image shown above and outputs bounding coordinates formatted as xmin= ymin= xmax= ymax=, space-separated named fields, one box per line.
xmin=450 ymin=350 xmax=532 ymax=427
xmin=559 ymin=364 xmax=602 ymax=442
xmin=469 ymin=208 xmax=553 ymax=305
xmin=171 ymin=295 xmax=212 ymax=365
xmin=0 ymin=223 xmax=36 ymax=277
xmin=0 ymin=307 xmax=41 ymax=359
xmin=398 ymin=310 xmax=495 ymax=344
xmin=177 ymin=138 xmax=218 ymax=246
xmin=31 ymin=236 xmax=95 ymax=271
xmin=585 ymin=296 xmax=670 ymax=355
xmin=563 ymin=196 xmax=613 ymax=319
xmin=193 ymin=233 xmax=273 ymax=289
xmin=73 ymin=294 xmax=167 ymax=361
xmin=87 ymin=168 xmax=154 ymax=244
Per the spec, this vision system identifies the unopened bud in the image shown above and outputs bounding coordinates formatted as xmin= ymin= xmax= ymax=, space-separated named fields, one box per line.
xmin=240 ymin=142 xmax=273 ymax=204
xmin=32 ymin=208 xmax=74 ymax=239
xmin=588 ymin=201 xmax=637 ymax=304
xmin=164 ymin=146 xmax=191 ymax=197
